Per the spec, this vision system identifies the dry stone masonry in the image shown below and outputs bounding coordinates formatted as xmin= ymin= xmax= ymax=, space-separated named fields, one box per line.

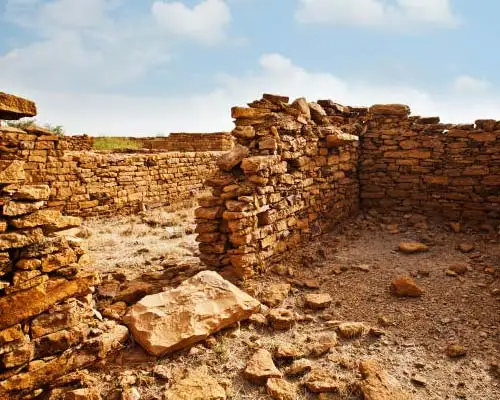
xmin=196 ymin=94 xmax=500 ymax=278
xmin=360 ymin=106 xmax=500 ymax=224
xmin=0 ymin=124 xmax=222 ymax=217
xmin=137 ymin=132 xmax=234 ymax=152
xmin=195 ymin=94 xmax=361 ymax=278
xmin=0 ymin=160 xmax=128 ymax=399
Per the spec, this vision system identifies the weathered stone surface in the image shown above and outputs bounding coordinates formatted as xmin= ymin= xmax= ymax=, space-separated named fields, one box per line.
xmin=260 ymin=283 xmax=291 ymax=307
xmin=3 ymin=200 xmax=45 ymax=217
xmin=241 ymin=155 xmax=281 ymax=174
xmin=0 ymin=161 xmax=26 ymax=184
xmin=398 ymin=242 xmax=428 ymax=254
xmin=217 ymin=145 xmax=249 ymax=171
xmin=0 ymin=92 xmax=36 ymax=120
xmin=285 ymin=358 xmax=313 ymax=376
xmin=164 ymin=367 xmax=226 ymax=400
xmin=1 ymin=342 xmax=34 ymax=369
xmin=3 ymin=185 xmax=51 ymax=201
xmin=41 ymin=248 xmax=77 ymax=272
xmin=0 ymin=273 xmax=99 ymax=330
xmin=304 ymin=369 xmax=345 ymax=393
xmin=10 ymin=209 xmax=81 ymax=231
xmin=124 ymin=271 xmax=260 ymax=356
xmin=231 ymin=107 xmax=271 ymax=119
xmin=266 ymin=378 xmax=297 ymax=400
xmin=358 ymin=360 xmax=412 ymax=400
xmin=31 ymin=299 xmax=94 ymax=339
xmin=326 ymin=133 xmax=359 ymax=148
xmin=0 ymin=324 xmax=24 ymax=346
xmin=338 ymin=322 xmax=367 ymax=339
xmin=0 ymin=322 xmax=128 ymax=396
xmin=0 ymin=228 xmax=44 ymax=251
xmin=446 ymin=344 xmax=467 ymax=358
xmin=304 ymin=293 xmax=332 ymax=309
xmin=0 ymin=252 xmax=12 ymax=277
xmin=274 ymin=343 xmax=303 ymax=360
xmin=244 ymin=349 xmax=282 ymax=384
xmin=370 ymin=104 xmax=410 ymax=116
xmin=268 ymin=309 xmax=295 ymax=330
xmin=391 ymin=276 xmax=424 ymax=298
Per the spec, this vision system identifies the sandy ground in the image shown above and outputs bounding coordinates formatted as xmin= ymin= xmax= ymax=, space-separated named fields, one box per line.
xmin=81 ymin=209 xmax=499 ymax=400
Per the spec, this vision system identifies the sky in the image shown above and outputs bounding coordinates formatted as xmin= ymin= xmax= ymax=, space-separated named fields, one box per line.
xmin=1 ymin=0 xmax=499 ymax=136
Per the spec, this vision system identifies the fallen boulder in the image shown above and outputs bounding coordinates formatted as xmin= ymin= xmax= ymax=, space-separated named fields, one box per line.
xmin=123 ymin=271 xmax=260 ymax=356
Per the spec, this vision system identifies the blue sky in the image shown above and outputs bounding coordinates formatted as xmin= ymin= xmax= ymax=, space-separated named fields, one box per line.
xmin=1 ymin=0 xmax=499 ymax=135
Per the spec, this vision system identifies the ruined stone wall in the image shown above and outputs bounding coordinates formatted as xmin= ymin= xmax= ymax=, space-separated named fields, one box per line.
xmin=195 ymin=95 xmax=361 ymax=278
xmin=360 ymin=106 xmax=500 ymax=224
xmin=0 ymin=160 xmax=127 ymax=399
xmin=105 ymin=132 xmax=235 ymax=152
xmin=60 ymin=134 xmax=93 ymax=151
xmin=139 ymin=132 xmax=234 ymax=151
xmin=0 ymin=125 xmax=222 ymax=217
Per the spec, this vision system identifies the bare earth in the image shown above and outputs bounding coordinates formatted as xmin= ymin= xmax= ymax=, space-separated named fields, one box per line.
xmin=81 ymin=208 xmax=500 ymax=400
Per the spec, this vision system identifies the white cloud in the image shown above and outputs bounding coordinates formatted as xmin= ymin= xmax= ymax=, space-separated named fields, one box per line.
xmin=1 ymin=0 xmax=171 ymax=92
xmin=296 ymin=0 xmax=459 ymax=29
xmin=452 ymin=75 xmax=490 ymax=94
xmin=5 ymin=53 xmax=499 ymax=136
xmin=152 ymin=0 xmax=231 ymax=45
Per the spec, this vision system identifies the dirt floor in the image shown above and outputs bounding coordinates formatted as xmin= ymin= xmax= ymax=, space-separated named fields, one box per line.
xmin=79 ymin=207 xmax=499 ymax=400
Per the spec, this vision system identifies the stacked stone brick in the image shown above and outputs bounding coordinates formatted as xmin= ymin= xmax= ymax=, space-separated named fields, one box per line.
xmin=138 ymin=132 xmax=234 ymax=151
xmin=195 ymin=94 xmax=360 ymax=278
xmin=60 ymin=135 xmax=93 ymax=151
xmin=0 ymin=124 xmax=222 ymax=217
xmin=360 ymin=105 xmax=500 ymax=224
xmin=0 ymin=94 xmax=127 ymax=399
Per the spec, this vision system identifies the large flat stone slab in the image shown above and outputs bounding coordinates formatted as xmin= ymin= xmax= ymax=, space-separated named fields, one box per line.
xmin=0 ymin=92 xmax=37 ymax=120
xmin=124 ymin=271 xmax=260 ymax=356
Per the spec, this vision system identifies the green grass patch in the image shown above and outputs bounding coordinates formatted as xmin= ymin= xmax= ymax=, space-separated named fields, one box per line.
xmin=92 ymin=137 xmax=142 ymax=150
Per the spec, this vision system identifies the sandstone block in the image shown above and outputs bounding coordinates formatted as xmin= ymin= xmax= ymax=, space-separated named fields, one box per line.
xmin=164 ymin=367 xmax=226 ymax=400
xmin=358 ymin=360 xmax=412 ymax=400
xmin=0 ymin=92 xmax=36 ymax=120
xmin=124 ymin=271 xmax=260 ymax=356
xmin=217 ymin=145 xmax=249 ymax=171
xmin=0 ymin=273 xmax=99 ymax=330
xmin=244 ymin=349 xmax=282 ymax=384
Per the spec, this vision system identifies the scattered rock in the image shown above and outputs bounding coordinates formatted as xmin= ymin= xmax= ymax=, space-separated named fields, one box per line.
xmin=398 ymin=242 xmax=428 ymax=254
xmin=163 ymin=368 xmax=226 ymax=400
xmin=285 ymin=359 xmax=313 ymax=376
xmin=391 ymin=276 xmax=424 ymax=297
xmin=449 ymin=222 xmax=461 ymax=233
xmin=274 ymin=343 xmax=304 ymax=360
xmin=338 ymin=322 xmax=367 ymax=339
xmin=304 ymin=293 xmax=332 ymax=310
xmin=304 ymin=369 xmax=345 ymax=393
xmin=260 ymin=283 xmax=291 ymax=307
xmin=358 ymin=360 xmax=412 ymax=400
xmin=268 ymin=309 xmax=296 ymax=330
xmin=411 ymin=375 xmax=427 ymax=387
xmin=244 ymin=349 xmax=282 ymax=384
xmin=124 ymin=271 xmax=260 ymax=356
xmin=309 ymin=334 xmax=337 ymax=357
xmin=458 ymin=243 xmax=475 ymax=253
xmin=449 ymin=264 xmax=468 ymax=276
xmin=266 ymin=378 xmax=297 ymax=400
xmin=446 ymin=344 xmax=467 ymax=358
xmin=121 ymin=387 xmax=140 ymax=400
